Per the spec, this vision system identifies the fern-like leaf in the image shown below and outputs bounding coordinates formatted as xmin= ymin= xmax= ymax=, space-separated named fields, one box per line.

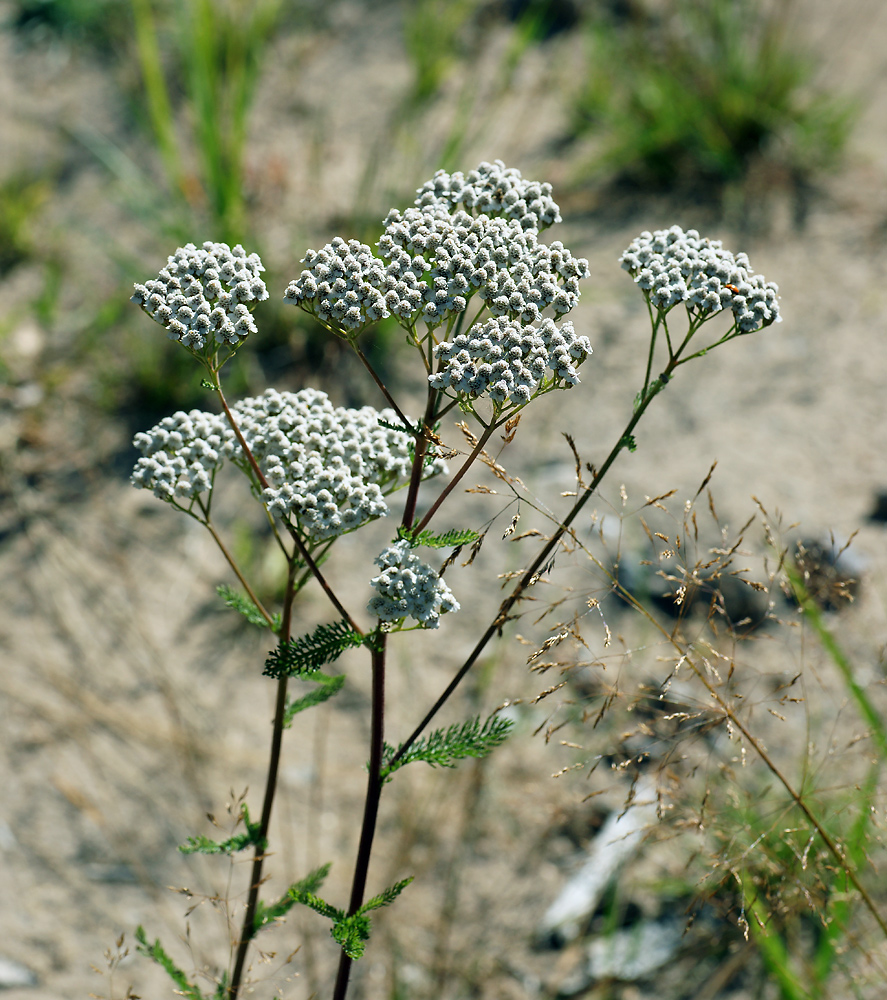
xmin=283 ymin=672 xmax=346 ymax=727
xmin=179 ymin=805 xmax=265 ymax=855
xmin=381 ymin=714 xmax=513 ymax=778
xmin=331 ymin=913 xmax=372 ymax=960
xmin=377 ymin=417 xmax=418 ymax=435
xmin=360 ymin=876 xmax=414 ymax=913
xmin=397 ymin=525 xmax=480 ymax=549
xmin=217 ymin=584 xmax=280 ymax=630
xmin=135 ymin=926 xmax=205 ymax=1000
xmin=288 ymin=889 xmax=341 ymax=922
xmin=254 ymin=863 xmax=332 ymax=931
xmin=263 ymin=620 xmax=364 ymax=678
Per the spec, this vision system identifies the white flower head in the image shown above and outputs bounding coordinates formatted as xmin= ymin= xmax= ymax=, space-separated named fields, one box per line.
xmin=132 ymin=242 xmax=268 ymax=351
xmin=131 ymin=390 xmax=446 ymax=536
xmin=415 ymin=159 xmax=562 ymax=232
xmin=378 ymin=207 xmax=589 ymax=330
xmin=619 ymin=226 xmax=780 ymax=330
xmin=130 ymin=409 xmax=230 ymax=501
xmin=367 ymin=540 xmax=460 ymax=629
xmin=233 ymin=389 xmax=447 ymax=541
xmin=284 ymin=237 xmax=389 ymax=335
xmin=429 ymin=315 xmax=592 ymax=406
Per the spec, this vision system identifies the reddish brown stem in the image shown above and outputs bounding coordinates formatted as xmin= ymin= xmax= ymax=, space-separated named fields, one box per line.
xmin=228 ymin=560 xmax=299 ymax=999
xmin=401 ymin=391 xmax=439 ymax=530
xmin=331 ymin=634 xmax=388 ymax=1000
xmin=413 ymin=421 xmax=496 ymax=536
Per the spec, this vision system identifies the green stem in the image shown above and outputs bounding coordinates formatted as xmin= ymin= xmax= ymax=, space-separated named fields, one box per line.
xmin=390 ymin=364 xmax=675 ymax=770
xmin=786 ymin=564 xmax=887 ymax=759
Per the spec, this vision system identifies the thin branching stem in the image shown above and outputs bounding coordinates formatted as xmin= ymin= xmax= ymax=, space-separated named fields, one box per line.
xmin=562 ymin=522 xmax=887 ymax=943
xmin=353 ymin=340 xmax=412 ymax=429
xmin=401 ymin=390 xmax=439 ymax=529
xmin=413 ymin=420 xmax=497 ymax=535
xmin=683 ymin=652 xmax=887 ymax=939
xmin=390 ymin=360 xmax=676 ymax=770
xmin=202 ymin=515 xmax=276 ymax=628
xmin=332 ymin=633 xmax=388 ymax=1000
xmin=228 ymin=558 xmax=299 ymax=999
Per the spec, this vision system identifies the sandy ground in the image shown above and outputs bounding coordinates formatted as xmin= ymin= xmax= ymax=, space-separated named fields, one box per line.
xmin=2 ymin=0 xmax=887 ymax=997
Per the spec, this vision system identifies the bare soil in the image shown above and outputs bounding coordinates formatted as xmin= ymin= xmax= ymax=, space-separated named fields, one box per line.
xmin=2 ymin=1 xmax=887 ymax=998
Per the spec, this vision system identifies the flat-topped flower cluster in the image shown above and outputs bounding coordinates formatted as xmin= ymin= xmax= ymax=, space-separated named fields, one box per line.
xmin=131 ymin=242 xmax=268 ymax=350
xmin=129 ymin=163 xmax=783 ymax=638
xmin=131 ymin=389 xmax=445 ymax=541
xmin=414 ymin=159 xmax=561 ymax=231
xmin=282 ymin=160 xmax=592 ymax=408
xmin=429 ymin=315 xmax=590 ymax=405
xmin=367 ymin=540 xmax=460 ymax=629
xmin=619 ymin=226 xmax=780 ymax=331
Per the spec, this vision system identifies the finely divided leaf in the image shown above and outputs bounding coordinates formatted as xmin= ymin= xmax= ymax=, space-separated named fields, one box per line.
xmin=397 ymin=526 xmax=480 ymax=548
xmin=217 ymin=584 xmax=280 ymax=630
xmin=331 ymin=913 xmax=372 ymax=960
xmin=377 ymin=417 xmax=418 ymax=435
xmin=179 ymin=805 xmax=265 ymax=855
xmin=254 ymin=862 xmax=332 ymax=931
xmin=284 ymin=870 xmax=411 ymax=961
xmin=381 ymin=714 xmax=513 ymax=778
xmin=264 ymin=620 xmax=364 ymax=678
xmin=135 ymin=926 xmax=206 ymax=1000
xmin=361 ymin=876 xmax=414 ymax=913
xmin=283 ymin=672 xmax=346 ymax=727
xmin=287 ymin=889 xmax=340 ymax=922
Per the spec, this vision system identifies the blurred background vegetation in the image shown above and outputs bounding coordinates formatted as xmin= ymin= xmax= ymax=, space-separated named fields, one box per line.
xmin=0 ymin=0 xmax=859 ymax=444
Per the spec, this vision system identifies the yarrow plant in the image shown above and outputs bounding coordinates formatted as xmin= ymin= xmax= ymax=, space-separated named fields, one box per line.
xmin=125 ymin=159 xmax=781 ymax=1000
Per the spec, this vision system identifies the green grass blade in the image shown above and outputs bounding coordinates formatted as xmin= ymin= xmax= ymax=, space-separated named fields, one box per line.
xmin=786 ymin=563 xmax=887 ymax=759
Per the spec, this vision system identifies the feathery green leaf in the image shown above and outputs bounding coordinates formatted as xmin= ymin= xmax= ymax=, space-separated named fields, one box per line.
xmin=381 ymin=714 xmax=513 ymax=778
xmin=397 ymin=525 xmax=480 ymax=549
xmin=254 ymin=862 xmax=332 ymax=931
xmin=263 ymin=620 xmax=364 ymax=678
xmin=377 ymin=416 xmax=418 ymax=435
xmin=135 ymin=926 xmax=206 ymax=999
xmin=360 ymin=876 xmax=414 ymax=913
xmin=331 ymin=913 xmax=372 ymax=960
xmin=283 ymin=672 xmax=346 ymax=727
xmin=287 ymin=889 xmax=341 ymax=922
xmin=179 ymin=805 xmax=265 ymax=855
xmin=217 ymin=584 xmax=280 ymax=630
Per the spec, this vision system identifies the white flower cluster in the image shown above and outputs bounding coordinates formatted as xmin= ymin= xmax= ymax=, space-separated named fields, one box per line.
xmin=131 ymin=409 xmax=229 ymax=500
xmin=132 ymin=242 xmax=268 ymax=349
xmin=378 ymin=208 xmax=589 ymax=327
xmin=414 ymin=159 xmax=561 ymax=231
xmin=283 ymin=237 xmax=389 ymax=334
xmin=619 ymin=226 xmax=780 ymax=331
xmin=429 ymin=316 xmax=591 ymax=405
xmin=286 ymin=162 xmax=588 ymax=337
xmin=131 ymin=389 xmax=446 ymax=539
xmin=232 ymin=389 xmax=446 ymax=541
xmin=367 ymin=540 xmax=460 ymax=629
